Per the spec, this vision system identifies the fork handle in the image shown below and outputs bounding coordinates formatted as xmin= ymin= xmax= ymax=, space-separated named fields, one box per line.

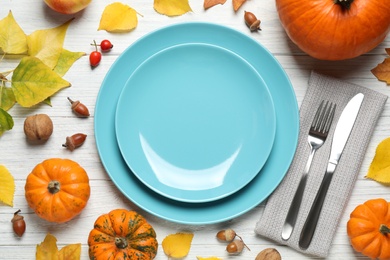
xmin=299 ymin=162 xmax=336 ymax=249
xmin=281 ymin=147 xmax=316 ymax=241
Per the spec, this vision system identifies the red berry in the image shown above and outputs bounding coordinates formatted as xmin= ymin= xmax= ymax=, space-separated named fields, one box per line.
xmin=100 ymin=39 xmax=113 ymax=52
xmin=89 ymin=51 xmax=101 ymax=67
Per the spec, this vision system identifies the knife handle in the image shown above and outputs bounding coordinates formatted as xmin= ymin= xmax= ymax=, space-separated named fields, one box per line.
xmin=299 ymin=162 xmax=336 ymax=249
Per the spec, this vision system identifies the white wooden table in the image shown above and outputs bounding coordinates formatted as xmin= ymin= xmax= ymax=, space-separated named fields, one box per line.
xmin=1 ymin=1 xmax=389 ymax=259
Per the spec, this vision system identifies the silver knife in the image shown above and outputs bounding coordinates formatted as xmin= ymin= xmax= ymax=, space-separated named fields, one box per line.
xmin=298 ymin=93 xmax=364 ymax=250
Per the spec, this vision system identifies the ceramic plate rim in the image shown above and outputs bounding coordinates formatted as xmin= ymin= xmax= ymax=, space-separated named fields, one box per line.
xmin=94 ymin=22 xmax=299 ymax=224
xmin=114 ymin=42 xmax=276 ymax=203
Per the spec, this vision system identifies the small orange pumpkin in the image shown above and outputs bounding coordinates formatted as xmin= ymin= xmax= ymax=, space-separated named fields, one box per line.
xmin=276 ymin=0 xmax=390 ymax=60
xmin=347 ymin=198 xmax=390 ymax=259
xmin=88 ymin=209 xmax=158 ymax=260
xmin=25 ymin=158 xmax=90 ymax=223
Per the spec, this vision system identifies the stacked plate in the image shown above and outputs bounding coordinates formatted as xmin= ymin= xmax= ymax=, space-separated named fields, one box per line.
xmin=94 ymin=22 xmax=299 ymax=225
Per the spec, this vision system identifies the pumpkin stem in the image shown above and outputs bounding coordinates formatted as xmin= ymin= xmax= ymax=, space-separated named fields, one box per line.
xmin=380 ymin=224 xmax=390 ymax=234
xmin=334 ymin=0 xmax=354 ymax=10
xmin=47 ymin=181 xmax=60 ymax=194
xmin=115 ymin=237 xmax=128 ymax=249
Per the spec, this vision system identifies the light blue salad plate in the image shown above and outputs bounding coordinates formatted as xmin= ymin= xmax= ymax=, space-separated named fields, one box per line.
xmin=115 ymin=43 xmax=276 ymax=203
xmin=95 ymin=22 xmax=299 ymax=224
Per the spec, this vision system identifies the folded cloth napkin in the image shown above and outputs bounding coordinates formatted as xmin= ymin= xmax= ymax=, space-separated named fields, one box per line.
xmin=255 ymin=71 xmax=388 ymax=257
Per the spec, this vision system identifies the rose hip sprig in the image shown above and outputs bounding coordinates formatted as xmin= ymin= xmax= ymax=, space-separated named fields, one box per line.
xmin=89 ymin=40 xmax=101 ymax=67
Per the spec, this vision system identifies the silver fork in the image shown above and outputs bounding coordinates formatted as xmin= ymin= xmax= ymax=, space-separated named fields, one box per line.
xmin=281 ymin=100 xmax=336 ymax=241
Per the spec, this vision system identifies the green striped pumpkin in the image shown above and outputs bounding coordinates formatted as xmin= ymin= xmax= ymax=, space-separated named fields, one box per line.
xmin=88 ymin=209 xmax=158 ymax=260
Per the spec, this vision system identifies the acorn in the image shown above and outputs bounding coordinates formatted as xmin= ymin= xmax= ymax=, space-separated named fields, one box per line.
xmin=62 ymin=133 xmax=87 ymax=151
xmin=244 ymin=11 xmax=261 ymax=31
xmin=67 ymin=97 xmax=90 ymax=117
xmin=11 ymin=210 xmax=26 ymax=237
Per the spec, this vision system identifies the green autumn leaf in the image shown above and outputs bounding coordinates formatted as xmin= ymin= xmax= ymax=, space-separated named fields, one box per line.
xmin=0 ymin=86 xmax=16 ymax=111
xmin=54 ymin=49 xmax=85 ymax=77
xmin=27 ymin=19 xmax=73 ymax=69
xmin=0 ymin=108 xmax=14 ymax=136
xmin=0 ymin=11 xmax=27 ymax=54
xmin=11 ymin=56 xmax=71 ymax=107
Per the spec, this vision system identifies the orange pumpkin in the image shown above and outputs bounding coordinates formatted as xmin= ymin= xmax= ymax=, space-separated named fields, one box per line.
xmin=275 ymin=0 xmax=390 ymax=60
xmin=88 ymin=209 xmax=158 ymax=260
xmin=25 ymin=158 xmax=90 ymax=223
xmin=347 ymin=198 xmax=390 ymax=259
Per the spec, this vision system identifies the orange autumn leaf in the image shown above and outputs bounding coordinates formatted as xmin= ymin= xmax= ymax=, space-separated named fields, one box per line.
xmin=204 ymin=0 xmax=227 ymax=10
xmin=371 ymin=48 xmax=390 ymax=85
xmin=162 ymin=233 xmax=194 ymax=258
xmin=233 ymin=0 xmax=246 ymax=11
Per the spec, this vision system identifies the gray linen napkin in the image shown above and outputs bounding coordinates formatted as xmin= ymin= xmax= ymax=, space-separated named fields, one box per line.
xmin=255 ymin=71 xmax=388 ymax=257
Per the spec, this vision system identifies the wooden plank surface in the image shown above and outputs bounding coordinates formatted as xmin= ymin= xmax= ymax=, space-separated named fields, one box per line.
xmin=1 ymin=0 xmax=389 ymax=259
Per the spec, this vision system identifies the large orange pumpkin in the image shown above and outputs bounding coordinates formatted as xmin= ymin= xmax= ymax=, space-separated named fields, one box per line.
xmin=347 ymin=198 xmax=390 ymax=259
xmin=88 ymin=209 xmax=158 ymax=260
xmin=275 ymin=0 xmax=390 ymax=60
xmin=25 ymin=158 xmax=90 ymax=223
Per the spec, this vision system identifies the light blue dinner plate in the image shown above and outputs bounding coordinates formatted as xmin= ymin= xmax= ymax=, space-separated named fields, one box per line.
xmin=95 ymin=22 xmax=299 ymax=224
xmin=115 ymin=43 xmax=276 ymax=203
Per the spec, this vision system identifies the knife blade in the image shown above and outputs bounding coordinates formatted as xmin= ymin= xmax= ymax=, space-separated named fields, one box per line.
xmin=298 ymin=93 xmax=364 ymax=250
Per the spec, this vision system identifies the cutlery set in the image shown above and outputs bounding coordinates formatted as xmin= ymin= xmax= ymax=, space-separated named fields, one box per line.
xmin=282 ymin=93 xmax=365 ymax=249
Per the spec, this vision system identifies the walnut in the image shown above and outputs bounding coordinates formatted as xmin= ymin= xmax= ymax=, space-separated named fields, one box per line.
xmin=255 ymin=248 xmax=282 ymax=260
xmin=24 ymin=114 xmax=53 ymax=142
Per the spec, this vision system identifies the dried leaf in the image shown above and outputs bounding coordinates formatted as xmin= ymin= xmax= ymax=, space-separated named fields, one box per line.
xmin=366 ymin=137 xmax=390 ymax=184
xmin=58 ymin=243 xmax=81 ymax=260
xmin=233 ymin=0 xmax=246 ymax=11
xmin=0 ymin=165 xmax=15 ymax=206
xmin=162 ymin=233 xmax=194 ymax=258
xmin=98 ymin=2 xmax=138 ymax=33
xmin=0 ymin=11 xmax=27 ymax=54
xmin=371 ymin=57 xmax=390 ymax=85
xmin=36 ymin=233 xmax=81 ymax=260
xmin=54 ymin=49 xmax=85 ymax=77
xmin=11 ymin=56 xmax=71 ymax=107
xmin=0 ymin=108 xmax=13 ymax=135
xmin=197 ymin=257 xmax=222 ymax=260
xmin=204 ymin=0 xmax=227 ymax=10
xmin=27 ymin=19 xmax=73 ymax=69
xmin=154 ymin=0 xmax=192 ymax=16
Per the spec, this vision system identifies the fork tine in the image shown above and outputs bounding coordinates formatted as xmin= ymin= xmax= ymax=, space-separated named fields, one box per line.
xmin=312 ymin=100 xmax=324 ymax=130
xmin=311 ymin=100 xmax=336 ymax=134
xmin=317 ymin=101 xmax=330 ymax=131
xmin=323 ymin=103 xmax=336 ymax=133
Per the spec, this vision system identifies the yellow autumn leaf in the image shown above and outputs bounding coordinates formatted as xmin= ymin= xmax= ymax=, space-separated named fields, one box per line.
xmin=366 ymin=137 xmax=390 ymax=184
xmin=12 ymin=56 xmax=71 ymax=107
xmin=54 ymin=49 xmax=85 ymax=77
xmin=98 ymin=2 xmax=138 ymax=33
xmin=36 ymin=233 xmax=81 ymax=260
xmin=0 ymin=11 xmax=27 ymax=54
xmin=0 ymin=165 xmax=15 ymax=206
xmin=162 ymin=233 xmax=194 ymax=258
xmin=154 ymin=0 xmax=192 ymax=16
xmin=27 ymin=18 xmax=73 ymax=69
xmin=197 ymin=257 xmax=222 ymax=260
